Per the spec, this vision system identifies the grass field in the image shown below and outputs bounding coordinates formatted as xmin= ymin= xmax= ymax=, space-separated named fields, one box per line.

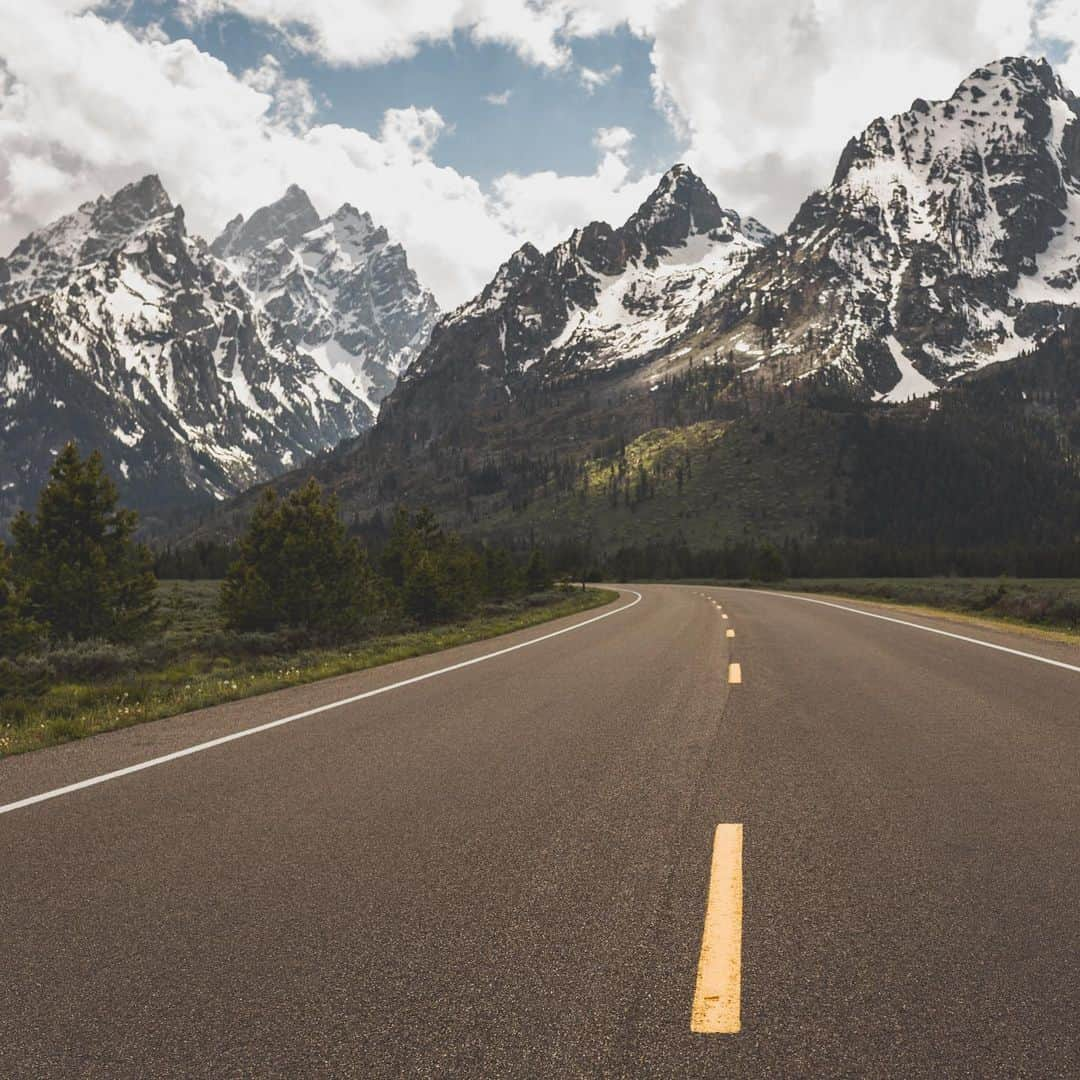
xmin=754 ymin=577 xmax=1080 ymax=636
xmin=0 ymin=581 xmax=616 ymax=758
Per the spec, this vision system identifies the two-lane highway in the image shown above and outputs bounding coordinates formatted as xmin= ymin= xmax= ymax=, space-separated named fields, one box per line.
xmin=1 ymin=585 xmax=1077 ymax=1077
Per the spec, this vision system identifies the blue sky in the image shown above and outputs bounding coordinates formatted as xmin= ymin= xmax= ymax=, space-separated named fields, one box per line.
xmin=2 ymin=2 xmax=1078 ymax=305
xmin=110 ymin=2 xmax=680 ymax=184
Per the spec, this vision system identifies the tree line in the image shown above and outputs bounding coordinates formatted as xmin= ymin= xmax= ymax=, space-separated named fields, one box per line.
xmin=0 ymin=444 xmax=554 ymax=660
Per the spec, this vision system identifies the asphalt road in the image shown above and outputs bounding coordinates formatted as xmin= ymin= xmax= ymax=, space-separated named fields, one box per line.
xmin=2 ymin=585 xmax=1078 ymax=1078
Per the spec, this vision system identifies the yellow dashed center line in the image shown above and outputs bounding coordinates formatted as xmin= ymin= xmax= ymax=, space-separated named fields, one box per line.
xmin=726 ymin=628 xmax=735 ymax=639
xmin=728 ymin=662 xmax=742 ymax=684
xmin=691 ymin=823 xmax=744 ymax=1034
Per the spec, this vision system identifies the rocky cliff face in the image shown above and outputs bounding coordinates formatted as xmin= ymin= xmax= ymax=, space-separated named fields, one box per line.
xmin=696 ymin=56 xmax=1080 ymax=400
xmin=0 ymin=177 xmax=368 ymax=520
xmin=384 ymin=164 xmax=770 ymax=437
xmin=214 ymin=188 xmax=438 ymax=417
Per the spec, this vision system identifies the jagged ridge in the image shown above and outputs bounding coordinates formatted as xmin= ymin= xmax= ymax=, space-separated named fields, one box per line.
xmin=213 ymin=188 xmax=438 ymax=417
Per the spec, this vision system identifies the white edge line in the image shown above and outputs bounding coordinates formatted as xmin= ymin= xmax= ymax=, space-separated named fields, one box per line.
xmin=1 ymin=590 xmax=644 ymax=817
xmin=738 ymin=588 xmax=1080 ymax=674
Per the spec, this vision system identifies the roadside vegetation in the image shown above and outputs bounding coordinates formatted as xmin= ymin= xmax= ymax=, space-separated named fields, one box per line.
xmin=756 ymin=577 xmax=1080 ymax=635
xmin=0 ymin=444 xmax=610 ymax=758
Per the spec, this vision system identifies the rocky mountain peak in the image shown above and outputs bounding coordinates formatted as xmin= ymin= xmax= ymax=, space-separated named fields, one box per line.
xmin=216 ymin=189 xmax=438 ymax=416
xmin=401 ymin=163 xmax=770 ymax=413
xmin=700 ymin=54 xmax=1080 ymax=403
xmin=210 ymin=184 xmax=320 ymax=258
xmin=625 ymin=164 xmax=724 ymax=252
xmin=325 ymin=203 xmax=388 ymax=249
xmin=0 ymin=175 xmax=369 ymax=520
xmin=0 ymin=172 xmax=177 ymax=305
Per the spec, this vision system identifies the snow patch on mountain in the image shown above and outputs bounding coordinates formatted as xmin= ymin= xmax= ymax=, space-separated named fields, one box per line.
xmin=214 ymin=190 xmax=438 ymax=418
xmin=699 ymin=56 xmax=1080 ymax=401
xmin=0 ymin=176 xmax=370 ymax=518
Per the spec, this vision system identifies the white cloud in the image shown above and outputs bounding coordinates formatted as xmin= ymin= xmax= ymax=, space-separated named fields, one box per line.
xmin=494 ymin=125 xmax=657 ymax=248
xmin=0 ymin=3 xmax=660 ymax=308
xmin=1036 ymin=0 xmax=1080 ymax=88
xmin=580 ymin=63 xmax=621 ymax=92
xmin=177 ymin=0 xmax=575 ymax=69
xmin=593 ymin=125 xmax=634 ymax=153
xmin=240 ymin=54 xmax=318 ymax=131
xmin=485 ymin=89 xmax=512 ymax=106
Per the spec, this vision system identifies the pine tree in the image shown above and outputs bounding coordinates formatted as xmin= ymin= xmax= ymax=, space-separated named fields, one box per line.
xmin=484 ymin=546 xmax=521 ymax=600
xmin=221 ymin=480 xmax=377 ymax=634
xmin=525 ymin=550 xmax=552 ymax=593
xmin=0 ymin=540 xmax=40 ymax=656
xmin=11 ymin=443 xmax=157 ymax=641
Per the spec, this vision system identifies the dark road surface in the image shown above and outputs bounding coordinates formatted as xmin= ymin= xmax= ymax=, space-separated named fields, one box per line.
xmin=2 ymin=585 xmax=1078 ymax=1078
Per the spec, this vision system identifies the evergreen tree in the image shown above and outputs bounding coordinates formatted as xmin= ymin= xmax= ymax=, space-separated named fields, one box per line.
xmin=221 ymin=480 xmax=377 ymax=634
xmin=525 ymin=550 xmax=552 ymax=593
xmin=0 ymin=540 xmax=40 ymax=656
xmin=484 ymin=546 xmax=521 ymax=600
xmin=750 ymin=541 xmax=787 ymax=582
xmin=11 ymin=443 xmax=156 ymax=641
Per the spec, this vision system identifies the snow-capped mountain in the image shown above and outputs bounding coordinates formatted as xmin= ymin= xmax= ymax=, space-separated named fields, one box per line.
xmin=213 ymin=187 xmax=438 ymax=415
xmin=697 ymin=56 xmax=1080 ymax=401
xmin=392 ymin=164 xmax=770 ymax=428
xmin=0 ymin=176 xmax=368 ymax=517
xmin=0 ymin=175 xmax=177 ymax=308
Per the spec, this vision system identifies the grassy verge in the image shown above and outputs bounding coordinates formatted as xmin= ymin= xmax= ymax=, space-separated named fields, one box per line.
xmin=0 ymin=585 xmax=617 ymax=758
xmin=727 ymin=577 xmax=1080 ymax=640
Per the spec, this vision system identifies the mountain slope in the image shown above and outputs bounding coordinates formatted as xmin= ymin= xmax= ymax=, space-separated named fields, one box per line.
xmin=214 ymin=187 xmax=438 ymax=416
xmin=0 ymin=177 xmax=368 ymax=520
xmin=381 ymin=163 xmax=770 ymax=443
xmin=179 ymin=56 xmax=1080 ymax=554
xmin=0 ymin=175 xmax=175 ymax=307
xmin=692 ymin=56 xmax=1080 ymax=400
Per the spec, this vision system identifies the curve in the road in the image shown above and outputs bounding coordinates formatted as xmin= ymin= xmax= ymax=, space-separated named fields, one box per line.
xmin=0 ymin=589 xmax=643 ymax=818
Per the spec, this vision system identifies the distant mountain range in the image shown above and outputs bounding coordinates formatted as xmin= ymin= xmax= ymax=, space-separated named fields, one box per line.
xmin=218 ymin=56 xmax=1079 ymax=554
xmin=3 ymin=55 xmax=1079 ymax=554
xmin=0 ymin=177 xmax=436 ymax=521
xmin=211 ymin=185 xmax=437 ymax=416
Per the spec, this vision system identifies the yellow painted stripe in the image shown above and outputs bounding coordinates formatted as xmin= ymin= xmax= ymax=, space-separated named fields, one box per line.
xmin=691 ymin=823 xmax=744 ymax=1034
xmin=728 ymin=662 xmax=742 ymax=684
xmin=726 ymin=628 xmax=735 ymax=639
xmin=722 ymin=613 xmax=729 ymax=620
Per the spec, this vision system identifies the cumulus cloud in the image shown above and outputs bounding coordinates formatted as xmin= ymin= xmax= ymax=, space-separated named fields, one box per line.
xmin=240 ymin=54 xmax=318 ymax=131
xmin=2 ymin=0 xmax=1077 ymax=310
xmin=493 ymin=125 xmax=657 ymax=248
xmin=593 ymin=125 xmax=635 ymax=153
xmin=580 ymin=63 xmax=621 ymax=92
xmin=484 ymin=89 xmax=512 ymax=106
xmin=1036 ymin=0 xmax=1080 ymax=87
xmin=177 ymin=0 xmax=576 ymax=69
xmin=0 ymin=2 xmax=661 ymax=307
